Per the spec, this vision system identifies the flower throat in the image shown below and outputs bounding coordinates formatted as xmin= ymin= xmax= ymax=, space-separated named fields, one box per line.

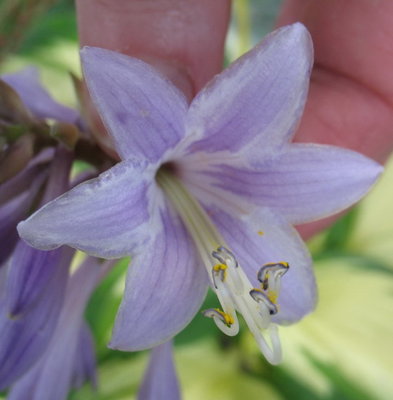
xmin=156 ymin=167 xmax=289 ymax=364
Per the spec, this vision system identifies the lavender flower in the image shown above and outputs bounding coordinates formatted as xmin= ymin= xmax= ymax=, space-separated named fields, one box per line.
xmin=7 ymin=257 xmax=112 ymax=400
xmin=0 ymin=66 xmax=80 ymax=264
xmin=0 ymin=151 xmax=50 ymax=265
xmin=0 ymin=68 xmax=87 ymax=391
xmin=137 ymin=341 xmax=180 ymax=400
xmin=0 ymin=246 xmax=72 ymax=389
xmin=0 ymin=147 xmax=74 ymax=389
xmin=18 ymin=24 xmax=382 ymax=364
xmin=2 ymin=67 xmax=80 ymax=125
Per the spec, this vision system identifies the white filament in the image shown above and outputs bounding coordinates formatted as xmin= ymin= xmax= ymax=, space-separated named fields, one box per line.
xmin=157 ymin=169 xmax=286 ymax=364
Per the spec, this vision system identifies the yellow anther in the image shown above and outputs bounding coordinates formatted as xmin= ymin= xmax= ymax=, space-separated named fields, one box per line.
xmin=249 ymin=288 xmax=278 ymax=315
xmin=203 ymin=308 xmax=235 ymax=327
xmin=263 ymin=261 xmax=289 ymax=269
xmin=214 ymin=308 xmax=235 ymax=326
xmin=213 ymin=263 xmax=227 ymax=272
xmin=258 ymin=230 xmax=264 ymax=236
xmin=213 ymin=263 xmax=227 ymax=282
xmin=267 ymin=290 xmax=278 ymax=304
xmin=261 ymin=272 xmax=270 ymax=290
xmin=224 ymin=313 xmax=235 ymax=326
xmin=279 ymin=261 xmax=289 ymax=268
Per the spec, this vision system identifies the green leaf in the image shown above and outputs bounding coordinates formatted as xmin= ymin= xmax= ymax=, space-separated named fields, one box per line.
xmin=322 ymin=207 xmax=359 ymax=252
xmin=309 ymin=355 xmax=376 ymax=400
xmin=19 ymin=0 xmax=77 ymax=54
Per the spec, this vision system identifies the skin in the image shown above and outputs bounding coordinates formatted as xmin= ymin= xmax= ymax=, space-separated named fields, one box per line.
xmin=76 ymin=0 xmax=393 ymax=238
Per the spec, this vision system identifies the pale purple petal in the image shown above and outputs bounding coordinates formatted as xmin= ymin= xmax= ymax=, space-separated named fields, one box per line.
xmin=110 ymin=203 xmax=208 ymax=351
xmin=0 ymin=251 xmax=69 ymax=389
xmin=39 ymin=146 xmax=73 ymax=206
xmin=0 ymin=152 xmax=50 ymax=206
xmin=6 ymin=368 xmax=38 ymax=400
xmin=81 ymin=47 xmax=188 ymax=162
xmin=18 ymin=159 xmax=158 ymax=259
xmin=0 ymin=172 xmax=47 ymax=266
xmin=2 ymin=68 xmax=79 ymax=124
xmin=137 ymin=341 xmax=180 ymax=400
xmin=5 ymin=147 xmax=73 ymax=314
xmin=183 ymin=23 xmax=312 ymax=160
xmin=0 ymin=192 xmax=33 ymax=266
xmin=0 ymin=266 xmax=6 ymax=295
xmin=196 ymin=144 xmax=383 ymax=224
xmin=0 ymin=150 xmax=52 ymax=265
xmin=5 ymin=244 xmax=74 ymax=316
xmin=72 ymin=323 xmax=97 ymax=389
xmin=7 ymin=257 xmax=108 ymax=400
xmin=208 ymin=206 xmax=316 ymax=323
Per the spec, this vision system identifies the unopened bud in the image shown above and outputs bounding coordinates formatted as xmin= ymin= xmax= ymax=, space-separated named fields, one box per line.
xmin=0 ymin=80 xmax=33 ymax=124
xmin=50 ymin=122 xmax=79 ymax=149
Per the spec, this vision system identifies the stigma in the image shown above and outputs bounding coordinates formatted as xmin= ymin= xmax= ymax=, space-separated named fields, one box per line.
xmin=202 ymin=247 xmax=289 ymax=364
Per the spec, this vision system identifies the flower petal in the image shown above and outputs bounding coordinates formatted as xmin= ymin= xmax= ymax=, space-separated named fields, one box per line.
xmin=197 ymin=144 xmax=383 ymax=224
xmin=208 ymin=206 xmax=316 ymax=323
xmin=7 ymin=257 xmax=108 ymax=400
xmin=0 ymin=192 xmax=33 ymax=266
xmin=81 ymin=47 xmax=188 ymax=162
xmin=0 ymin=251 xmax=69 ymax=389
xmin=72 ymin=323 xmax=97 ymax=389
xmin=109 ymin=203 xmax=208 ymax=350
xmin=137 ymin=341 xmax=180 ymax=400
xmin=2 ymin=68 xmax=79 ymax=124
xmin=0 ymin=171 xmax=47 ymax=266
xmin=0 ymin=265 xmax=6 ymax=293
xmin=18 ymin=159 xmax=158 ymax=258
xmin=183 ymin=23 xmax=312 ymax=159
xmin=5 ymin=243 xmax=74 ymax=316
xmin=39 ymin=146 xmax=73 ymax=205
xmin=0 ymin=150 xmax=50 ymax=206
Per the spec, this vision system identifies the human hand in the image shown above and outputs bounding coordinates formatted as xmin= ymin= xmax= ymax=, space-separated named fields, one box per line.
xmin=76 ymin=0 xmax=393 ymax=238
xmin=278 ymin=0 xmax=393 ymax=237
xmin=76 ymin=0 xmax=230 ymax=100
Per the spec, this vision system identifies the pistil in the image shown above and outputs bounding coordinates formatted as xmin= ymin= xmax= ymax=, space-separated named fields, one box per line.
xmin=156 ymin=168 xmax=289 ymax=364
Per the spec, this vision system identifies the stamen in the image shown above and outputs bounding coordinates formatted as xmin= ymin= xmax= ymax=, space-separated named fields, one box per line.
xmin=253 ymin=323 xmax=282 ymax=365
xmin=210 ymin=264 xmax=240 ymax=336
xmin=257 ymin=262 xmax=289 ymax=291
xmin=202 ymin=308 xmax=234 ymax=327
xmin=202 ymin=306 xmax=239 ymax=336
xmin=212 ymin=263 xmax=227 ymax=288
xmin=156 ymin=169 xmax=289 ymax=364
xmin=249 ymin=288 xmax=278 ymax=315
xmin=212 ymin=246 xmax=238 ymax=268
xmin=267 ymin=291 xmax=278 ymax=305
xmin=212 ymin=246 xmax=244 ymax=294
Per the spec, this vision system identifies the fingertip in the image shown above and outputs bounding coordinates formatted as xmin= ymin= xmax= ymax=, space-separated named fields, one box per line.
xmin=76 ymin=0 xmax=230 ymax=94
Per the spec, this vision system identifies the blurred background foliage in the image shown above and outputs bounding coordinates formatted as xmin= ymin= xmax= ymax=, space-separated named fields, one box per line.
xmin=1 ymin=0 xmax=393 ymax=399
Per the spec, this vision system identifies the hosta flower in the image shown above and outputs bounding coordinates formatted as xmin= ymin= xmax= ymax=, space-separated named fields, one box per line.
xmin=0 ymin=245 xmax=72 ymax=390
xmin=137 ymin=341 xmax=180 ymax=400
xmin=0 ymin=66 xmax=80 ymax=264
xmin=0 ymin=147 xmax=74 ymax=389
xmin=7 ymin=257 xmax=112 ymax=400
xmin=0 ymin=151 xmax=50 ymax=265
xmin=2 ymin=67 xmax=80 ymax=125
xmin=0 ymin=69 xmax=87 ymax=391
xmin=18 ymin=24 xmax=382 ymax=364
